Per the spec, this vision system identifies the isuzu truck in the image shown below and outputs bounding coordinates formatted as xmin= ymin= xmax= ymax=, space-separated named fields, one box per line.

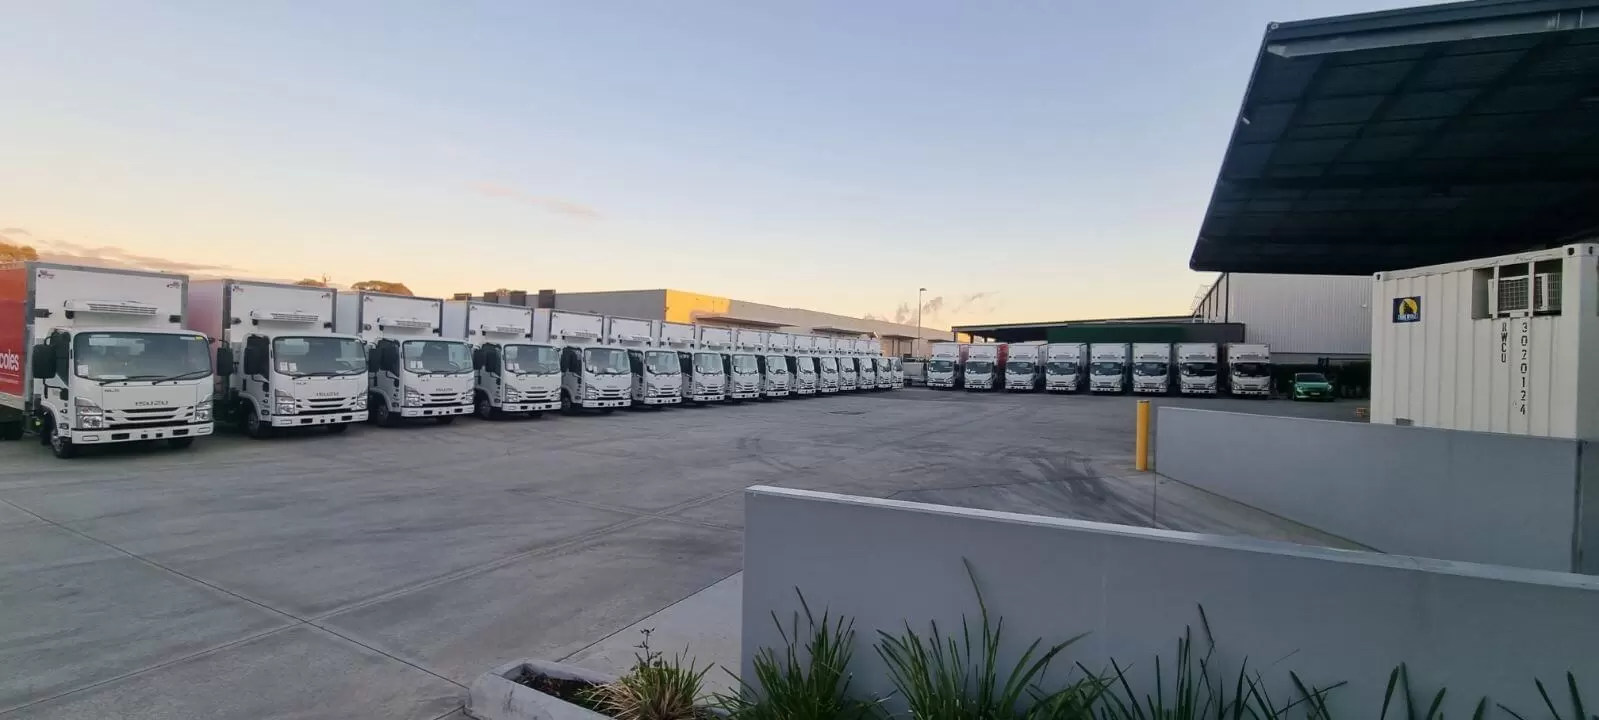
xmin=1004 ymin=341 xmax=1045 ymax=391
xmin=662 ymin=321 xmax=719 ymax=405
xmin=191 ymin=279 xmax=367 ymax=438
xmin=763 ymin=332 xmax=792 ymax=399
xmin=1225 ymin=343 xmax=1272 ymax=397
xmin=537 ymin=309 xmax=632 ymax=412
xmin=849 ymin=339 xmax=875 ymax=391
xmin=691 ymin=325 xmax=732 ymax=403
xmin=836 ymin=339 xmax=858 ymax=392
xmin=814 ymin=337 xmax=840 ymax=394
xmin=1175 ymin=343 xmax=1219 ymax=396
xmin=728 ymin=328 xmax=763 ymax=401
xmin=1131 ymin=342 xmax=1173 ymax=395
xmin=336 ymin=291 xmax=472 ymax=426
xmin=964 ymin=343 xmax=1006 ymax=391
xmin=1089 ymin=343 xmax=1130 ymax=394
xmin=606 ymin=315 xmax=681 ymax=408
xmin=926 ymin=341 xmax=966 ymax=389
xmin=444 ymin=300 xmax=560 ymax=420
xmin=0 ymin=263 xmax=215 ymax=457
xmin=790 ymin=335 xmax=818 ymax=396
xmin=1043 ymin=343 xmax=1087 ymax=392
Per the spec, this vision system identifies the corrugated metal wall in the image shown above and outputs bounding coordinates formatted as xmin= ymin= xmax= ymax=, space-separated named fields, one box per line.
xmin=1197 ymin=273 xmax=1372 ymax=358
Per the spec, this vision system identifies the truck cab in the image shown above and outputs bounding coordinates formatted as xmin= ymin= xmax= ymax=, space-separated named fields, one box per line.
xmin=688 ymin=325 xmax=730 ymax=404
xmin=1 ymin=264 xmax=216 ymax=458
xmin=1226 ymin=343 xmax=1273 ymax=398
xmin=538 ymin=310 xmax=632 ymax=412
xmin=1131 ymin=343 xmax=1173 ymax=395
xmin=1043 ymin=343 xmax=1086 ymax=393
xmin=1004 ymin=342 xmax=1044 ymax=391
xmin=443 ymin=300 xmax=560 ymax=420
xmin=815 ymin=340 xmax=840 ymax=394
xmin=873 ymin=356 xmax=894 ymax=390
xmin=192 ymin=280 xmax=368 ymax=438
xmin=1088 ymin=343 xmax=1130 ymax=394
xmin=964 ymin=344 xmax=1005 ymax=391
xmin=337 ymin=292 xmax=474 ymax=426
xmin=761 ymin=332 xmax=792 ymax=399
xmin=926 ymin=342 xmax=966 ymax=389
xmin=889 ymin=357 xmax=904 ymax=388
xmin=606 ymin=316 xmax=681 ymax=408
xmin=836 ymin=352 xmax=858 ymax=391
xmin=1175 ymin=343 xmax=1219 ymax=396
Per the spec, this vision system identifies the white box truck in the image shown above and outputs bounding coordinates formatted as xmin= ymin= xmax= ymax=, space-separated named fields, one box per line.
xmin=927 ymin=341 xmax=966 ymax=389
xmin=1175 ymin=343 xmax=1219 ymax=396
xmin=764 ymin=331 xmax=793 ymax=399
xmin=835 ymin=338 xmax=858 ymax=391
xmin=866 ymin=339 xmax=893 ymax=390
xmin=728 ymin=328 xmax=764 ymax=400
xmin=1043 ymin=342 xmax=1087 ymax=393
xmin=535 ymin=309 xmax=631 ymax=412
xmin=814 ymin=336 xmax=840 ymax=394
xmin=790 ymin=335 xmax=818 ymax=396
xmin=693 ymin=325 xmax=734 ymax=403
xmin=964 ymin=343 xmax=1003 ymax=391
xmin=444 ymin=300 xmax=560 ymax=420
xmin=1131 ymin=342 xmax=1173 ymax=395
xmin=1088 ymin=343 xmax=1130 ymax=394
xmin=664 ymin=321 xmax=722 ymax=405
xmin=849 ymin=339 xmax=876 ymax=391
xmin=1004 ymin=341 xmax=1045 ymax=391
xmin=336 ymin=291 xmax=473 ymax=425
xmin=0 ymin=263 xmax=215 ymax=457
xmin=1225 ymin=343 xmax=1272 ymax=397
xmin=191 ymin=279 xmax=368 ymax=438
xmin=605 ymin=315 xmax=682 ymax=407
xmin=1371 ymin=243 xmax=1599 ymax=439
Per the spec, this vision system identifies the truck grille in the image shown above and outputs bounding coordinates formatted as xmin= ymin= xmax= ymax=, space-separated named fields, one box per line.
xmin=425 ymin=391 xmax=470 ymax=407
xmin=105 ymin=407 xmax=192 ymax=428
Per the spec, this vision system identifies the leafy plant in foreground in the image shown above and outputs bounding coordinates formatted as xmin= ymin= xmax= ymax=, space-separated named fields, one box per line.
xmin=874 ymin=558 xmax=1100 ymax=720
xmin=715 ymin=590 xmax=877 ymax=720
xmin=587 ymin=629 xmax=712 ymax=720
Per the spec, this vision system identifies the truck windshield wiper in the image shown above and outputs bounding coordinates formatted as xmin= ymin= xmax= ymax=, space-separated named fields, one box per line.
xmin=108 ymin=370 xmax=211 ymax=385
xmin=296 ymin=369 xmax=366 ymax=377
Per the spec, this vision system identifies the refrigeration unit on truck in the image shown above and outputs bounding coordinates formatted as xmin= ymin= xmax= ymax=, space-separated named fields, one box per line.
xmin=926 ymin=341 xmax=966 ymax=389
xmin=727 ymin=328 xmax=764 ymax=401
xmin=535 ymin=309 xmax=631 ymax=412
xmin=1225 ymin=343 xmax=1272 ymax=398
xmin=336 ymin=291 xmax=473 ymax=426
xmin=190 ymin=279 xmax=367 ymax=438
xmin=0 ymin=263 xmax=215 ymax=458
xmin=762 ymin=331 xmax=792 ymax=399
xmin=1043 ymin=343 xmax=1087 ymax=393
xmin=1175 ymin=343 xmax=1219 ymax=396
xmin=443 ymin=300 xmax=560 ymax=420
xmin=814 ymin=337 xmax=840 ymax=394
xmin=691 ymin=325 xmax=732 ymax=404
xmin=789 ymin=335 xmax=818 ymax=396
xmin=605 ymin=315 xmax=681 ymax=407
xmin=964 ymin=343 xmax=1006 ymax=391
xmin=1004 ymin=341 xmax=1045 ymax=391
xmin=1131 ymin=343 xmax=1173 ymax=395
xmin=1371 ymin=243 xmax=1599 ymax=439
xmin=836 ymin=339 xmax=858 ymax=392
xmin=1088 ymin=343 xmax=1130 ymax=394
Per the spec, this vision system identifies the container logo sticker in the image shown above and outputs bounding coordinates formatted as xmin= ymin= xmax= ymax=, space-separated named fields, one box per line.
xmin=1392 ymin=296 xmax=1421 ymax=323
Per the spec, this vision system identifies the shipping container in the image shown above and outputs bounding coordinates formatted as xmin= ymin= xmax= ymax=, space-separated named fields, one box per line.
xmin=1371 ymin=243 xmax=1599 ymax=439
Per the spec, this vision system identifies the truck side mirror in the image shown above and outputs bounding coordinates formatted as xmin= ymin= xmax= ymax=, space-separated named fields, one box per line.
xmin=31 ymin=344 xmax=56 ymax=379
xmin=216 ymin=347 xmax=236 ymax=376
xmin=472 ymin=347 xmax=485 ymax=371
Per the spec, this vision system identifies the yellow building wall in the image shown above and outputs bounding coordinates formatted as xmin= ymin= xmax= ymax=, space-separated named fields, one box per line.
xmin=664 ymin=290 xmax=731 ymax=324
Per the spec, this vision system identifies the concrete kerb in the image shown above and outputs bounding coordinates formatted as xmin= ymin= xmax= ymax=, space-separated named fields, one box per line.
xmin=466 ymin=659 xmax=615 ymax=720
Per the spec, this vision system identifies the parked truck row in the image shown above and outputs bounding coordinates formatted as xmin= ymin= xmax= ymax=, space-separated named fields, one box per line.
xmin=924 ymin=340 xmax=1271 ymax=397
xmin=0 ymin=264 xmax=904 ymax=459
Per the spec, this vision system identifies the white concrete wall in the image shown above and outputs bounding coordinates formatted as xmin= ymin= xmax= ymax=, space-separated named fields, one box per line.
xmin=743 ymin=487 xmax=1599 ymax=719
xmin=1154 ymin=407 xmax=1591 ymax=573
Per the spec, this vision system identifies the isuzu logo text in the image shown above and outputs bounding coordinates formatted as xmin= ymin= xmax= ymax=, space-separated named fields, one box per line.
xmin=133 ymin=401 xmax=170 ymax=407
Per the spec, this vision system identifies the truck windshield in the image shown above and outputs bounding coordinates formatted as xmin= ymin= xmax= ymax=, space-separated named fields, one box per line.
xmin=273 ymin=336 xmax=366 ymax=376
xmin=404 ymin=340 xmax=473 ymax=374
xmin=693 ymin=352 xmax=722 ymax=374
xmin=1180 ymin=362 xmax=1218 ymax=377
xmin=1233 ymin=362 xmax=1269 ymax=377
xmin=73 ymin=332 xmax=211 ymax=381
xmin=1007 ymin=361 xmax=1035 ymax=374
xmin=731 ymin=355 xmax=759 ymax=374
xmin=765 ymin=356 xmax=787 ymax=374
xmin=818 ymin=358 xmax=836 ymax=374
xmin=796 ymin=359 xmax=815 ymax=375
xmin=1133 ymin=362 xmax=1168 ymax=376
xmin=929 ymin=359 xmax=955 ymax=372
xmin=838 ymin=361 xmax=854 ymax=375
xmin=1046 ymin=361 xmax=1077 ymax=375
xmin=504 ymin=345 xmax=559 ymax=374
xmin=645 ymin=351 xmax=680 ymax=375
xmin=1091 ymin=361 xmax=1123 ymax=376
xmin=584 ymin=348 xmax=630 ymax=375
xmin=966 ymin=360 xmax=993 ymax=374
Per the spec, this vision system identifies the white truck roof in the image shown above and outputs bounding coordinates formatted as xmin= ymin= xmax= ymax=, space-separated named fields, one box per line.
xmin=442 ymin=300 xmax=534 ymax=346
xmin=697 ymin=325 xmax=733 ymax=350
xmin=1227 ymin=343 xmax=1270 ymax=360
xmin=1045 ymin=342 xmax=1086 ymax=358
xmin=1132 ymin=343 xmax=1170 ymax=359
xmin=604 ymin=316 xmax=655 ymax=347
xmin=657 ymin=321 xmax=695 ymax=349
xmin=334 ymin=291 xmax=444 ymax=342
xmin=1090 ymin=343 xmax=1129 ymax=359
xmin=1175 ymin=343 xmax=1218 ymax=358
xmin=533 ymin=309 xmax=606 ymax=346
xmin=967 ymin=344 xmax=999 ymax=358
xmin=734 ymin=328 xmax=766 ymax=351
xmin=767 ymin=332 xmax=794 ymax=352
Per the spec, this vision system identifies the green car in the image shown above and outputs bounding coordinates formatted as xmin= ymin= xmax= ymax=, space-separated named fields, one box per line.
xmin=1292 ymin=372 xmax=1334 ymax=401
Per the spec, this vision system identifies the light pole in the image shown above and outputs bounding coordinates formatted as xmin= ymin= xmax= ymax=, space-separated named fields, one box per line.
xmin=916 ymin=287 xmax=926 ymax=357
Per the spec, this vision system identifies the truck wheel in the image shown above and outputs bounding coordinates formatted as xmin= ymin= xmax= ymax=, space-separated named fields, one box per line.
xmin=49 ymin=429 xmax=77 ymax=459
xmin=435 ymin=416 xmax=455 ymax=425
xmin=327 ymin=424 xmax=349 ymax=434
xmin=476 ymin=395 xmax=497 ymax=421
xmin=375 ymin=400 xmax=399 ymax=427
xmin=167 ymin=438 xmax=195 ymax=450
xmin=0 ymin=422 xmax=22 ymax=441
xmin=245 ymin=411 xmax=275 ymax=439
xmin=560 ymin=391 xmax=575 ymax=415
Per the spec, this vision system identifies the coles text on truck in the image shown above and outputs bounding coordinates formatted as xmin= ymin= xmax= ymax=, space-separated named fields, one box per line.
xmin=0 ymin=263 xmax=215 ymax=458
xmin=335 ymin=291 xmax=474 ymax=426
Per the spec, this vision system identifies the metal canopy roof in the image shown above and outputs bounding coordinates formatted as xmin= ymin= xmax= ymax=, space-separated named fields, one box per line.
xmin=1191 ymin=0 xmax=1599 ymax=275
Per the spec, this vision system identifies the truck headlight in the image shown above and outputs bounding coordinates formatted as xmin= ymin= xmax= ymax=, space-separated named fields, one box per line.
xmin=274 ymin=390 xmax=298 ymax=415
xmin=354 ymin=394 xmax=368 ymax=410
xmin=404 ymin=388 xmax=424 ymax=407
xmin=584 ymin=385 xmax=599 ymax=399
xmin=73 ymin=397 xmax=104 ymax=428
xmin=194 ymin=399 xmax=212 ymax=422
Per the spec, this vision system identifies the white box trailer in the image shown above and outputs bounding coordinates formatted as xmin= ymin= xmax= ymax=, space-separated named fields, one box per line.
xmin=192 ymin=279 xmax=368 ymax=436
xmin=0 ymin=263 xmax=214 ymax=457
xmin=1372 ymin=243 xmax=1599 ymax=439
xmin=535 ymin=309 xmax=631 ymax=411
xmin=443 ymin=300 xmax=560 ymax=418
xmin=336 ymin=291 xmax=474 ymax=424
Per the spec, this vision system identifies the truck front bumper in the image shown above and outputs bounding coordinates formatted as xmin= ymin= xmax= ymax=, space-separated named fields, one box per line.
xmin=1133 ymin=385 xmax=1166 ymax=394
xmin=927 ymin=379 xmax=953 ymax=388
xmin=401 ymin=405 xmax=472 ymax=418
xmin=819 ymin=386 xmax=838 ymax=394
xmin=580 ymin=399 xmax=631 ymax=409
xmin=1005 ymin=383 xmax=1034 ymax=391
xmin=690 ymin=393 xmax=725 ymax=402
xmin=272 ymin=411 xmax=368 ymax=427
xmin=763 ymin=390 xmax=789 ymax=398
xmin=1232 ymin=388 xmax=1270 ymax=397
xmin=1046 ymin=383 xmax=1077 ymax=392
xmin=729 ymin=392 xmax=760 ymax=400
xmin=1090 ymin=385 xmax=1123 ymax=393
xmin=502 ymin=402 xmax=561 ymax=413
xmin=641 ymin=396 xmax=681 ymax=406
xmin=69 ymin=422 xmax=213 ymax=444
xmin=1180 ymin=388 xmax=1216 ymax=396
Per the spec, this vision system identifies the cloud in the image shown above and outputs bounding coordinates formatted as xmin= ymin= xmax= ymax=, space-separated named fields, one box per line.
xmin=469 ymin=182 xmax=600 ymax=219
xmin=951 ymin=291 xmax=999 ymax=315
xmin=891 ymin=301 xmax=913 ymax=324
xmin=862 ymin=312 xmax=886 ymax=322
xmin=37 ymin=237 xmax=243 ymax=275
xmin=1 ymin=227 xmax=30 ymax=237
xmin=921 ymin=295 xmax=945 ymax=318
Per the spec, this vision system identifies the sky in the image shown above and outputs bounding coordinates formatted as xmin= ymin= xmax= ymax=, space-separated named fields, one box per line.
xmin=0 ymin=0 xmax=1447 ymax=328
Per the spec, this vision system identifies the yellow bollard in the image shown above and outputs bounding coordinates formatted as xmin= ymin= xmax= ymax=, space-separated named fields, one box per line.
xmin=1134 ymin=399 xmax=1150 ymax=471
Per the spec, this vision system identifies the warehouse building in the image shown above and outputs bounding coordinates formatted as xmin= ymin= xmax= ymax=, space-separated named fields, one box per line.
xmin=1190 ymin=273 xmax=1371 ymax=364
xmin=954 ymin=316 xmax=1245 ymax=345
xmin=455 ymin=288 xmax=941 ymax=357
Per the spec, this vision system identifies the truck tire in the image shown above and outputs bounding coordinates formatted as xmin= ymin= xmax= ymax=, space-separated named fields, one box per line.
xmin=374 ymin=400 xmax=399 ymax=427
xmin=560 ymin=391 xmax=576 ymax=415
xmin=49 ymin=428 xmax=77 ymax=459
xmin=167 ymin=438 xmax=195 ymax=450
xmin=245 ymin=409 xmax=275 ymax=439
xmin=0 ymin=421 xmax=22 ymax=441
xmin=475 ymin=394 xmax=498 ymax=421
